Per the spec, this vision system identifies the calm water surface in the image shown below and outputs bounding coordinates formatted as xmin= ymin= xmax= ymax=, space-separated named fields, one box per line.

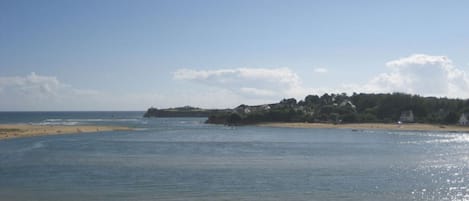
xmin=1 ymin=112 xmax=469 ymax=200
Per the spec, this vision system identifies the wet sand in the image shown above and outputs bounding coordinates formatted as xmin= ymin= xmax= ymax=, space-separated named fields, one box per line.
xmin=0 ymin=124 xmax=132 ymax=140
xmin=257 ymin=122 xmax=469 ymax=132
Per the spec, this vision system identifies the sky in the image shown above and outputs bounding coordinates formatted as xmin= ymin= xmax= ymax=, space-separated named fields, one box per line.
xmin=1 ymin=0 xmax=469 ymax=111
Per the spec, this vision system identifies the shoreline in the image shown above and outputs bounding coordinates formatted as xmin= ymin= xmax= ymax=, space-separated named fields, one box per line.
xmin=257 ymin=122 xmax=469 ymax=132
xmin=0 ymin=124 xmax=133 ymax=140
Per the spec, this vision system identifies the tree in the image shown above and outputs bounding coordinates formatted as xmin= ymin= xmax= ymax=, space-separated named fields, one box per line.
xmin=280 ymin=98 xmax=297 ymax=107
xmin=444 ymin=112 xmax=459 ymax=124
xmin=200 ymin=92 xmax=469 ymax=125
xmin=305 ymin=95 xmax=320 ymax=106
xmin=320 ymin=93 xmax=332 ymax=105
xmin=342 ymin=113 xmax=358 ymax=123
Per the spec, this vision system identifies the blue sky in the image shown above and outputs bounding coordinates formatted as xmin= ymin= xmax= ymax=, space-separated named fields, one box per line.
xmin=1 ymin=0 xmax=469 ymax=111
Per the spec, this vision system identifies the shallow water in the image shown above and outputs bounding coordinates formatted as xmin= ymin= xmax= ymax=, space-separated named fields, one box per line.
xmin=1 ymin=113 xmax=469 ymax=200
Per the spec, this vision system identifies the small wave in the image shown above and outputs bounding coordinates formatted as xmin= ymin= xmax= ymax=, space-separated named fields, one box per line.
xmin=16 ymin=141 xmax=47 ymax=152
xmin=67 ymin=118 xmax=141 ymax=122
xmin=43 ymin=118 xmax=63 ymax=122
xmin=31 ymin=141 xmax=45 ymax=149
xmin=33 ymin=121 xmax=81 ymax=126
xmin=44 ymin=118 xmax=141 ymax=122
xmin=34 ymin=118 xmax=143 ymax=126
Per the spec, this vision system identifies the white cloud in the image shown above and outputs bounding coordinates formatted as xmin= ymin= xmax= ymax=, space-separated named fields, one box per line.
xmin=0 ymin=72 xmax=64 ymax=102
xmin=313 ymin=68 xmax=328 ymax=73
xmin=385 ymin=54 xmax=452 ymax=67
xmin=173 ymin=56 xmax=469 ymax=106
xmin=3 ymin=54 xmax=468 ymax=111
xmin=173 ymin=67 xmax=309 ymax=99
xmin=0 ymin=73 xmax=163 ymax=111
xmin=0 ymin=72 xmax=284 ymax=110
xmin=0 ymin=73 xmax=102 ymax=110
xmin=363 ymin=54 xmax=469 ymax=98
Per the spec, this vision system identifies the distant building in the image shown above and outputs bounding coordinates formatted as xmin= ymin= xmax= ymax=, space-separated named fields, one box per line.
xmin=339 ymin=100 xmax=357 ymax=110
xmin=256 ymin=104 xmax=271 ymax=111
xmin=234 ymin=104 xmax=271 ymax=115
xmin=234 ymin=104 xmax=250 ymax=114
xmin=399 ymin=110 xmax=414 ymax=123
xmin=459 ymin=113 xmax=469 ymax=126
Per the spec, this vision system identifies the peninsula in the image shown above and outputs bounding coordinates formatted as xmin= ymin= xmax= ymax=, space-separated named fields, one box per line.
xmin=143 ymin=106 xmax=231 ymax=118
xmin=145 ymin=93 xmax=469 ymax=131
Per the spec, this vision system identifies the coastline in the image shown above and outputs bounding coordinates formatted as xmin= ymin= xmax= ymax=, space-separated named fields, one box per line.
xmin=0 ymin=124 xmax=132 ymax=140
xmin=257 ymin=122 xmax=469 ymax=132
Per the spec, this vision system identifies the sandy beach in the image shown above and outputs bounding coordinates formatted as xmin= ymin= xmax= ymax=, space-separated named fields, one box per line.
xmin=0 ymin=124 xmax=132 ymax=140
xmin=257 ymin=122 xmax=469 ymax=132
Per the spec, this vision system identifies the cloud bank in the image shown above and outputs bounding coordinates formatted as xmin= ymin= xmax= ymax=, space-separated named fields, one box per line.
xmin=174 ymin=67 xmax=307 ymax=99
xmin=0 ymin=72 xmax=63 ymax=99
xmin=2 ymin=54 xmax=468 ymax=110
xmin=364 ymin=54 xmax=469 ymax=98
xmin=0 ymin=73 xmax=68 ymax=110
xmin=0 ymin=73 xmax=161 ymax=110
xmin=175 ymin=54 xmax=469 ymax=105
xmin=0 ymin=72 xmax=247 ymax=110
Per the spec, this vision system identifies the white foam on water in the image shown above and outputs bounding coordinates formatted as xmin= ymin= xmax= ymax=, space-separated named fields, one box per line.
xmin=33 ymin=121 xmax=81 ymax=126
xmin=32 ymin=118 xmax=144 ymax=126
xmin=66 ymin=118 xmax=141 ymax=122
xmin=16 ymin=141 xmax=47 ymax=153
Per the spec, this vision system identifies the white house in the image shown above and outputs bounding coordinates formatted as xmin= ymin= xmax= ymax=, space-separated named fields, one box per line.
xmin=234 ymin=104 xmax=271 ymax=115
xmin=339 ymin=100 xmax=357 ymax=110
xmin=399 ymin=110 xmax=414 ymax=123
xmin=459 ymin=113 xmax=469 ymax=126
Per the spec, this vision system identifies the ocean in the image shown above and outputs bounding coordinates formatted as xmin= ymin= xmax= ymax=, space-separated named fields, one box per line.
xmin=1 ymin=112 xmax=469 ymax=201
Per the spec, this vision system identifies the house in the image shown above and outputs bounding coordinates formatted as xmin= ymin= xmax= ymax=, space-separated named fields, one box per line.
xmin=256 ymin=104 xmax=271 ymax=111
xmin=459 ymin=113 xmax=469 ymax=126
xmin=234 ymin=104 xmax=250 ymax=114
xmin=234 ymin=104 xmax=271 ymax=115
xmin=399 ymin=110 xmax=414 ymax=123
xmin=339 ymin=100 xmax=357 ymax=110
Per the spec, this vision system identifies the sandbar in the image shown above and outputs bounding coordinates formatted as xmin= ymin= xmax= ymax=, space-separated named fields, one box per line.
xmin=257 ymin=122 xmax=469 ymax=132
xmin=0 ymin=124 xmax=132 ymax=140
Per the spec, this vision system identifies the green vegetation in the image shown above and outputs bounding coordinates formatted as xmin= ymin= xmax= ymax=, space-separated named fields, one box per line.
xmin=143 ymin=93 xmax=469 ymax=126
xmin=206 ymin=93 xmax=469 ymax=125
xmin=143 ymin=106 xmax=231 ymax=118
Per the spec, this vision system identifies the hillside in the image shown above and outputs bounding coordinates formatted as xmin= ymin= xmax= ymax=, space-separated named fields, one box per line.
xmin=204 ymin=93 xmax=469 ymax=125
xmin=143 ymin=106 xmax=231 ymax=118
xmin=144 ymin=93 xmax=469 ymax=126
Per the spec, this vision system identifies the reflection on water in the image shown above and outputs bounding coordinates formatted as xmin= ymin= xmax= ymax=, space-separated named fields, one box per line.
xmin=1 ymin=116 xmax=469 ymax=200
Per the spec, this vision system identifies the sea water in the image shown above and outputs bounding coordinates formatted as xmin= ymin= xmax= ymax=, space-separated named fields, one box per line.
xmin=1 ymin=112 xmax=469 ymax=201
